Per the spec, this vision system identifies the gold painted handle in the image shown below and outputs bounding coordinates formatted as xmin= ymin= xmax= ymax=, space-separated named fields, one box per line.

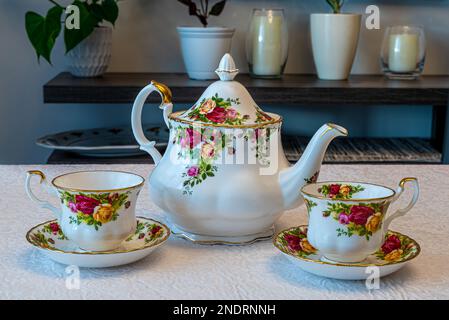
xmin=25 ymin=170 xmax=60 ymax=219
xmin=383 ymin=177 xmax=419 ymax=231
xmin=131 ymin=81 xmax=173 ymax=164
xmin=151 ymin=80 xmax=172 ymax=105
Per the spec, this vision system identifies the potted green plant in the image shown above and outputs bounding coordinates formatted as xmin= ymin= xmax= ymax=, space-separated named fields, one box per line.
xmin=310 ymin=1 xmax=361 ymax=80
xmin=25 ymin=0 xmax=119 ymax=77
xmin=177 ymin=0 xmax=235 ymax=80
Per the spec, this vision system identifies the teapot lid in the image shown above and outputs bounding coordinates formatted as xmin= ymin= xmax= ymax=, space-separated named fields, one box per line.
xmin=169 ymin=54 xmax=281 ymax=128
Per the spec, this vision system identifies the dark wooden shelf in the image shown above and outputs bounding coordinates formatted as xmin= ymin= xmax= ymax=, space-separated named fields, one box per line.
xmin=47 ymin=137 xmax=441 ymax=165
xmin=44 ymin=72 xmax=449 ymax=105
xmin=42 ymin=72 xmax=449 ymax=164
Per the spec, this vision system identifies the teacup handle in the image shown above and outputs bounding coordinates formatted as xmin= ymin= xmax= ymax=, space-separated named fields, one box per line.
xmin=131 ymin=80 xmax=173 ymax=165
xmin=383 ymin=177 xmax=419 ymax=231
xmin=25 ymin=170 xmax=60 ymax=219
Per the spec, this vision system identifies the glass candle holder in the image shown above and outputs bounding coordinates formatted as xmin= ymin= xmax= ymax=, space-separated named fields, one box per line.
xmin=246 ymin=9 xmax=289 ymax=79
xmin=381 ymin=26 xmax=426 ymax=80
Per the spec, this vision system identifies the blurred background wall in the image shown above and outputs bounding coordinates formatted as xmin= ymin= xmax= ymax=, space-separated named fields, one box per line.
xmin=1 ymin=0 xmax=448 ymax=164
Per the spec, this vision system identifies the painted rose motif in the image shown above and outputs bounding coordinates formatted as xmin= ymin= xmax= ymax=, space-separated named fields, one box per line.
xmin=49 ymin=222 xmax=60 ymax=234
xmin=319 ymin=183 xmax=364 ymax=200
xmin=279 ymin=228 xmax=316 ymax=258
xmin=226 ymin=108 xmax=237 ymax=120
xmin=75 ymin=195 xmax=100 ymax=215
xmin=349 ymin=205 xmax=375 ymax=225
xmin=199 ymin=99 xmax=216 ymax=114
xmin=201 ymin=142 xmax=215 ymax=158
xmin=41 ymin=221 xmax=67 ymax=241
xmin=206 ymin=106 xmax=227 ymax=123
xmin=323 ymin=202 xmax=385 ymax=240
xmin=126 ymin=221 xmax=166 ymax=244
xmin=68 ymin=201 xmax=77 ymax=213
xmin=381 ymin=235 xmax=401 ymax=254
xmin=60 ymin=191 xmax=131 ymax=230
xmin=338 ymin=213 xmax=350 ymax=225
xmin=187 ymin=166 xmax=199 ymax=177
xmin=365 ymin=212 xmax=382 ymax=233
xmin=304 ymin=171 xmax=320 ymax=184
xmin=149 ymin=225 xmax=163 ymax=239
xmin=375 ymin=233 xmax=417 ymax=262
xmin=187 ymin=93 xmax=248 ymax=125
xmin=93 ymin=203 xmax=114 ymax=223
xmin=284 ymin=234 xmax=301 ymax=251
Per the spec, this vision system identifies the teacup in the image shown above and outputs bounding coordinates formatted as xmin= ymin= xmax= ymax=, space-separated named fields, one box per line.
xmin=26 ymin=170 xmax=144 ymax=251
xmin=301 ymin=178 xmax=419 ymax=263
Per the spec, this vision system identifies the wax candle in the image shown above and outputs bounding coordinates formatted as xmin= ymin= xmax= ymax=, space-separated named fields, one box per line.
xmin=251 ymin=11 xmax=282 ymax=76
xmin=388 ymin=34 xmax=419 ymax=73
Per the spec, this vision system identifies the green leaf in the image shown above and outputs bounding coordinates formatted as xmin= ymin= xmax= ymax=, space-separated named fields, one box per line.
xmin=326 ymin=0 xmax=343 ymax=13
xmin=25 ymin=6 xmax=63 ymax=64
xmin=210 ymin=1 xmax=227 ymax=16
xmin=64 ymin=0 xmax=98 ymax=53
xmin=101 ymin=0 xmax=119 ymax=25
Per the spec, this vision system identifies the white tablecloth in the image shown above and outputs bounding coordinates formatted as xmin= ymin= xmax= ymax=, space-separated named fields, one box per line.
xmin=1 ymin=164 xmax=448 ymax=300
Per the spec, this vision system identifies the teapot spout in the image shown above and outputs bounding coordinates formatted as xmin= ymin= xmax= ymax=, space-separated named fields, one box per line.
xmin=279 ymin=123 xmax=348 ymax=210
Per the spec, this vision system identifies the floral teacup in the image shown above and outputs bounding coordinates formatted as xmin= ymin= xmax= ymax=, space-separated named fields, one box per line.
xmin=301 ymin=178 xmax=419 ymax=263
xmin=26 ymin=170 xmax=144 ymax=251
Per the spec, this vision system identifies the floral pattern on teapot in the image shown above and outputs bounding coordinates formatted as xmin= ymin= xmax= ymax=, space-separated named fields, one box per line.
xmin=322 ymin=201 xmax=386 ymax=240
xmin=173 ymin=125 xmax=277 ymax=195
xmin=59 ymin=191 xmax=131 ymax=230
xmin=187 ymin=93 xmax=249 ymax=125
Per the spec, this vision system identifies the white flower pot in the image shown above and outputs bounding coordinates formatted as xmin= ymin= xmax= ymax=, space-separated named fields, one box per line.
xmin=310 ymin=14 xmax=361 ymax=80
xmin=67 ymin=26 xmax=112 ymax=77
xmin=177 ymin=27 xmax=235 ymax=80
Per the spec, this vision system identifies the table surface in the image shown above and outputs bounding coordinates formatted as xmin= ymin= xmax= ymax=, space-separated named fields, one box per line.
xmin=1 ymin=164 xmax=449 ymax=300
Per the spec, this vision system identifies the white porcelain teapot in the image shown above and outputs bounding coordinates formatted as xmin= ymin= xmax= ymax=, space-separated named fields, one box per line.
xmin=131 ymin=54 xmax=348 ymax=243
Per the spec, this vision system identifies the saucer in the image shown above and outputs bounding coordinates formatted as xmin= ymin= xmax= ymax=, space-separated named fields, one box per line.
xmin=167 ymin=220 xmax=274 ymax=245
xmin=26 ymin=217 xmax=170 ymax=268
xmin=273 ymin=225 xmax=420 ymax=280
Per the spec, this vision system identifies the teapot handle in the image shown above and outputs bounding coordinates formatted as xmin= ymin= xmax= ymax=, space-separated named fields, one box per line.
xmin=131 ymin=80 xmax=173 ymax=165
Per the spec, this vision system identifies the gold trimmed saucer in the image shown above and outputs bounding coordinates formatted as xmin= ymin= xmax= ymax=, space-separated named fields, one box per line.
xmin=274 ymin=225 xmax=420 ymax=280
xmin=26 ymin=217 xmax=170 ymax=268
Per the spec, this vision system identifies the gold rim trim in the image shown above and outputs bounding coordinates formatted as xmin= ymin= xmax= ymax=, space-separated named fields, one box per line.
xmin=273 ymin=225 xmax=421 ymax=268
xmin=151 ymin=80 xmax=172 ymax=104
xmin=26 ymin=217 xmax=170 ymax=255
xmin=301 ymin=180 xmax=397 ymax=202
xmin=27 ymin=170 xmax=46 ymax=183
xmin=400 ymin=177 xmax=418 ymax=189
xmin=168 ymin=111 xmax=283 ymax=129
xmin=327 ymin=123 xmax=348 ymax=136
xmin=51 ymin=170 xmax=145 ymax=193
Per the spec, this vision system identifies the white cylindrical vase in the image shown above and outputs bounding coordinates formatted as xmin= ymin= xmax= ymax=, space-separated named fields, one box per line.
xmin=177 ymin=27 xmax=235 ymax=80
xmin=310 ymin=14 xmax=361 ymax=80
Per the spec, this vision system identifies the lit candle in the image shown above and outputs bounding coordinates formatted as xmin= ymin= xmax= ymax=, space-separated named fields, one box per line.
xmin=388 ymin=34 xmax=419 ymax=73
xmin=251 ymin=10 xmax=282 ymax=76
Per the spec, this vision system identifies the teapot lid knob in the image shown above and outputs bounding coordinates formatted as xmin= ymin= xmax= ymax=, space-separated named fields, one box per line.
xmin=215 ymin=53 xmax=238 ymax=81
